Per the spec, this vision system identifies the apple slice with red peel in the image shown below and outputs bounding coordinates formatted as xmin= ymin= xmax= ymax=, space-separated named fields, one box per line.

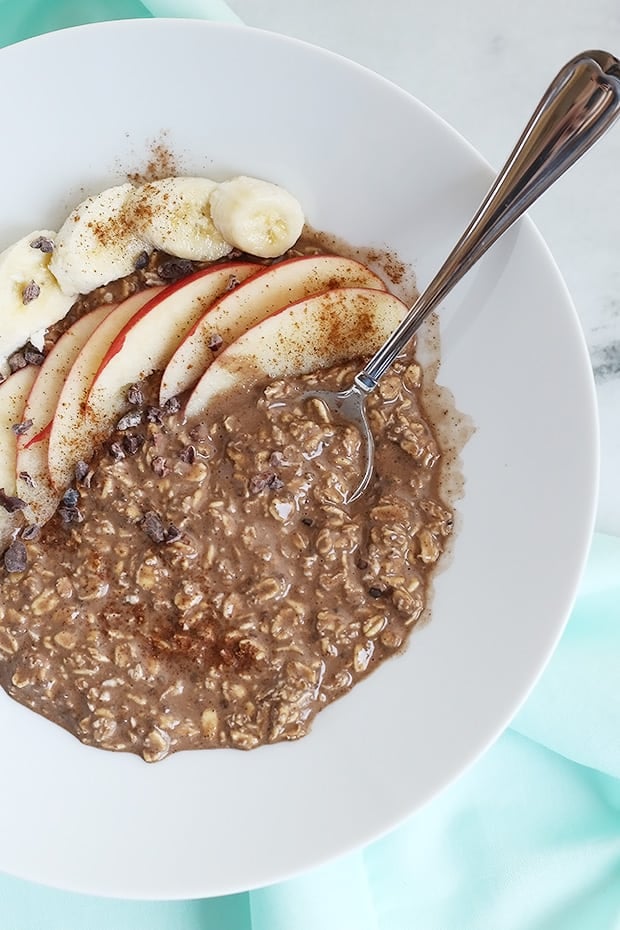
xmin=0 ymin=366 xmax=38 ymax=496
xmin=185 ymin=286 xmax=407 ymax=419
xmin=86 ymin=262 xmax=260 ymax=434
xmin=159 ymin=255 xmax=387 ymax=405
xmin=0 ymin=366 xmax=38 ymax=543
xmin=48 ymin=287 xmax=164 ymax=492
xmin=16 ymin=304 xmax=115 ymax=524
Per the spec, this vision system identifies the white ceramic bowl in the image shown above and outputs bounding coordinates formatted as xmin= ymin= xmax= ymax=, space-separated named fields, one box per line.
xmin=0 ymin=19 xmax=597 ymax=899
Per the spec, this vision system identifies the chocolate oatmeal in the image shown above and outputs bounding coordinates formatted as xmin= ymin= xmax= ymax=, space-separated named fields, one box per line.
xmin=0 ymin=359 xmax=452 ymax=761
xmin=0 ymin=170 xmax=462 ymax=761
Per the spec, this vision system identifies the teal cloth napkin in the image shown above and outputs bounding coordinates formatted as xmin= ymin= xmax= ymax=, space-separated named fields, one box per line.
xmin=1 ymin=4 xmax=619 ymax=928
xmin=0 ymin=0 xmax=240 ymax=42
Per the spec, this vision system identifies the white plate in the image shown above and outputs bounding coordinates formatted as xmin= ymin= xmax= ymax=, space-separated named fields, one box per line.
xmin=0 ymin=20 xmax=597 ymax=899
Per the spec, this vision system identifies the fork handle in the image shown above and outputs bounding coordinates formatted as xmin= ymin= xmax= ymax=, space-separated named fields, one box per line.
xmin=356 ymin=49 xmax=620 ymax=392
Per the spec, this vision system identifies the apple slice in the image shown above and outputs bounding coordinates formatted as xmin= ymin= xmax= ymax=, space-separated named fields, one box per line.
xmin=85 ymin=262 xmax=261 ymax=438
xmin=159 ymin=255 xmax=388 ymax=405
xmin=47 ymin=287 xmax=164 ymax=492
xmin=15 ymin=304 xmax=115 ymax=524
xmin=185 ymin=286 xmax=407 ymax=419
xmin=0 ymin=366 xmax=38 ymax=543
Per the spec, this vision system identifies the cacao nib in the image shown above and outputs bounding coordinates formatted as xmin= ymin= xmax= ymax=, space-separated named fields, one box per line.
xmin=4 ymin=540 xmax=27 ymax=573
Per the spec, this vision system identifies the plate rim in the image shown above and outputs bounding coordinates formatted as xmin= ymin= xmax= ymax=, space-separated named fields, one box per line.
xmin=0 ymin=17 xmax=599 ymax=899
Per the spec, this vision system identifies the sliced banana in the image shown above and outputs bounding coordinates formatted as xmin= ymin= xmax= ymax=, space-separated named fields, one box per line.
xmin=0 ymin=230 xmax=76 ymax=362
xmin=129 ymin=177 xmax=233 ymax=262
xmin=50 ymin=183 xmax=150 ymax=295
xmin=209 ymin=175 xmax=304 ymax=258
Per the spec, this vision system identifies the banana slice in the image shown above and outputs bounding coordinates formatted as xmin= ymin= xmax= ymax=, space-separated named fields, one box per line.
xmin=50 ymin=183 xmax=149 ymax=295
xmin=129 ymin=177 xmax=233 ymax=262
xmin=209 ymin=176 xmax=304 ymax=258
xmin=0 ymin=231 xmax=76 ymax=362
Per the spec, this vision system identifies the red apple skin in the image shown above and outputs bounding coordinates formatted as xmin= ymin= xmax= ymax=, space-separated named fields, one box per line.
xmin=47 ymin=287 xmax=164 ymax=492
xmin=81 ymin=264 xmax=261 ymax=471
xmin=185 ymin=285 xmax=407 ymax=419
xmin=159 ymin=254 xmax=388 ymax=405
xmin=90 ymin=261 xmax=261 ymax=390
xmin=15 ymin=304 xmax=114 ymax=524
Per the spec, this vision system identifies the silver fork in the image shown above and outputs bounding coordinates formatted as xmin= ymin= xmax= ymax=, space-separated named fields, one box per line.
xmin=301 ymin=49 xmax=620 ymax=503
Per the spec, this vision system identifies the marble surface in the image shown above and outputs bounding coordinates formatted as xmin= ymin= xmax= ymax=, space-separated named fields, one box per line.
xmin=230 ymin=0 xmax=620 ymax=535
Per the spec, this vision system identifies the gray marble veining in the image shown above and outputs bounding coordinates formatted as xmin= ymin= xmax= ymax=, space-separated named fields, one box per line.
xmin=593 ymin=340 xmax=620 ymax=381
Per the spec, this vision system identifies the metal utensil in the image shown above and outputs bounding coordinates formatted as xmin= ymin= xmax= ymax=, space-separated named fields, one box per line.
xmin=301 ymin=49 xmax=620 ymax=503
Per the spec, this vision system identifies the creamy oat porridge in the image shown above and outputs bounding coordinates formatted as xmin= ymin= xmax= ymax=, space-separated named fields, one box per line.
xmin=0 ymin=356 xmax=452 ymax=760
xmin=0 ymin=173 xmax=459 ymax=761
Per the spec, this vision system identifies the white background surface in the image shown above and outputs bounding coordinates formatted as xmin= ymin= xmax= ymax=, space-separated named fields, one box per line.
xmin=229 ymin=0 xmax=620 ymax=534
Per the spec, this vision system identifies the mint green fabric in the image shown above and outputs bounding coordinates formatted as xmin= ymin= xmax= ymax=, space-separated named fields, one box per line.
xmin=1 ymin=4 xmax=619 ymax=927
xmin=249 ymin=533 xmax=620 ymax=930
xmin=2 ymin=533 xmax=618 ymax=928
xmin=0 ymin=0 xmax=240 ymax=45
